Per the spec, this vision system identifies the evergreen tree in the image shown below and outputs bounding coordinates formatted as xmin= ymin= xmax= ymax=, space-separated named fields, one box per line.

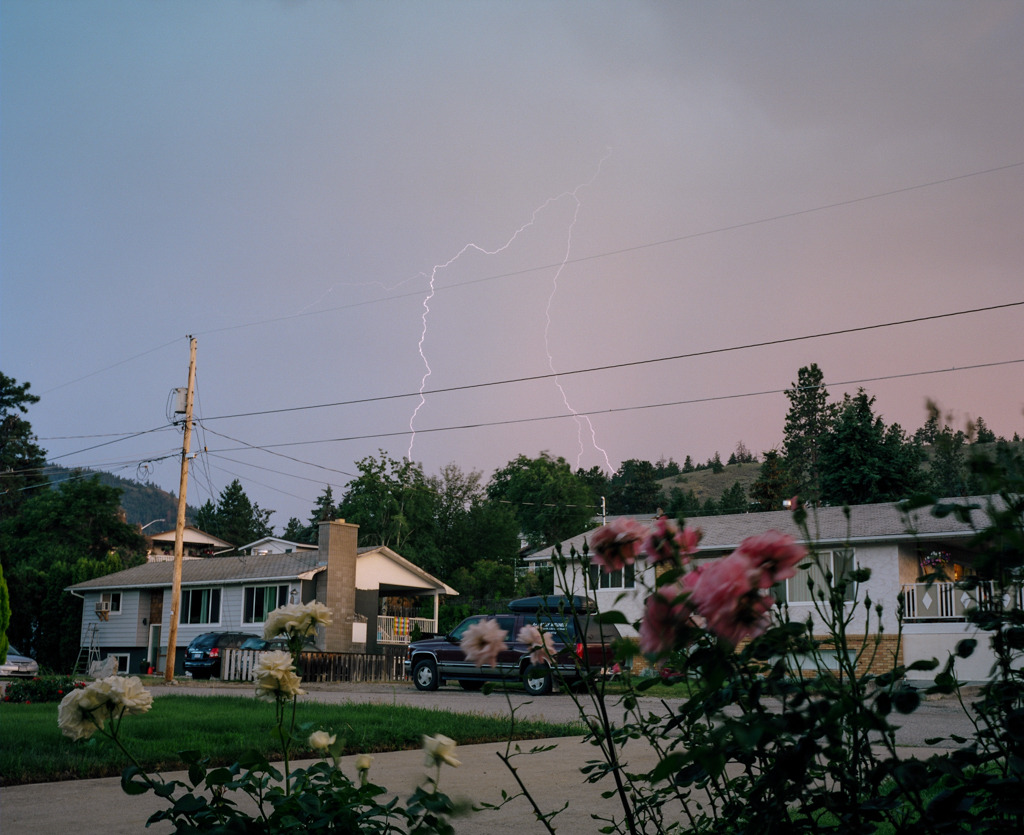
xmin=749 ymin=450 xmax=794 ymax=511
xmin=709 ymin=452 xmax=724 ymax=474
xmin=719 ymin=481 xmax=748 ymax=514
xmin=0 ymin=372 xmax=48 ymax=519
xmin=929 ymin=426 xmax=969 ymax=497
xmin=972 ymin=416 xmax=997 ymax=444
xmin=196 ymin=480 xmax=274 ymax=551
xmin=818 ymin=390 xmax=924 ymax=505
xmin=782 ymin=363 xmax=836 ymax=501
xmin=682 ymin=455 xmax=695 ymax=473
xmin=666 ymin=487 xmax=701 ymax=519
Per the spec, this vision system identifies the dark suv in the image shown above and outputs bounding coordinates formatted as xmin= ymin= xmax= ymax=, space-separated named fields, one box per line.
xmin=184 ymin=632 xmax=256 ymax=679
xmin=404 ymin=596 xmax=620 ymax=696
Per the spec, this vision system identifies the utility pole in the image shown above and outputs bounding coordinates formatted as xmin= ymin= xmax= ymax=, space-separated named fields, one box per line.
xmin=164 ymin=336 xmax=196 ymax=683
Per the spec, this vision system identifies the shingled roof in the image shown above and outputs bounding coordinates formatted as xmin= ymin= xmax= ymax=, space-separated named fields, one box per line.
xmin=67 ymin=551 xmax=325 ymax=592
xmin=547 ymin=496 xmax=992 ymax=557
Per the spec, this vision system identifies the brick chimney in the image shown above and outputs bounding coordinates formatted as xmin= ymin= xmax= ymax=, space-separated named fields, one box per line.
xmin=318 ymin=518 xmax=359 ymax=652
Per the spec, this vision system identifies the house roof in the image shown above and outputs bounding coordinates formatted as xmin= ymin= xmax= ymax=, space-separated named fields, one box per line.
xmin=358 ymin=545 xmax=458 ymax=595
xmin=238 ymin=536 xmax=318 ymax=553
xmin=66 ymin=544 xmax=458 ymax=596
xmin=544 ymin=496 xmax=993 ymax=558
xmin=67 ymin=552 xmax=324 ymax=592
xmin=147 ymin=526 xmax=234 ymax=549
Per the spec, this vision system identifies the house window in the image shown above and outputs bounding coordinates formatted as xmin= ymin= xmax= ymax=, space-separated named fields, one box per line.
xmin=779 ymin=549 xmax=856 ymax=605
xmin=243 ymin=585 xmax=289 ymax=624
xmin=100 ymin=592 xmax=122 ymax=613
xmin=180 ymin=588 xmax=221 ymax=624
xmin=589 ymin=562 xmax=636 ymax=590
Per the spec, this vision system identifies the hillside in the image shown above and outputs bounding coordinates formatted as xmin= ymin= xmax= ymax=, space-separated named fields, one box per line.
xmin=657 ymin=461 xmax=762 ymax=506
xmin=655 ymin=440 xmax=1024 ymax=512
xmin=45 ymin=465 xmax=198 ymax=528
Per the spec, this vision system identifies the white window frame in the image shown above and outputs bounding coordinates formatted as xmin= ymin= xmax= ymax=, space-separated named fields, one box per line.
xmin=243 ymin=584 xmax=290 ymax=624
xmin=180 ymin=587 xmax=221 ymax=625
xmin=779 ymin=549 xmax=856 ymax=605
xmin=589 ymin=562 xmax=636 ymax=590
xmin=100 ymin=591 xmax=122 ymax=614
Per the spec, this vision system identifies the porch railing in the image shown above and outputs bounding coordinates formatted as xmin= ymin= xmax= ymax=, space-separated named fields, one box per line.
xmin=376 ymin=615 xmax=436 ymax=644
xmin=900 ymin=580 xmax=1023 ymax=621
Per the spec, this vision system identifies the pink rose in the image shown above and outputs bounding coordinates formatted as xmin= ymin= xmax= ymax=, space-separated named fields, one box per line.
xmin=642 ymin=518 xmax=702 ymax=565
xmin=638 ymin=579 xmax=694 ymax=655
xmin=517 ymin=624 xmax=555 ymax=666
xmin=687 ymin=552 xmax=773 ymax=646
xmin=589 ymin=518 xmax=646 ymax=572
xmin=460 ymin=618 xmax=508 ymax=668
xmin=735 ymin=530 xmax=807 ymax=586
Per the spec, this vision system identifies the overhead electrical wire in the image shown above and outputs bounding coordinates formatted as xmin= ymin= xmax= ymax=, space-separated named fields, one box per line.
xmin=199 ymin=300 xmax=1024 ymax=422
xmin=199 ymin=356 xmax=1024 ymax=454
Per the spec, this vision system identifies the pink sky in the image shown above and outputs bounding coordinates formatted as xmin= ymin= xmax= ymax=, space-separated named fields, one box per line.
xmin=3 ymin=2 xmax=1022 ymax=526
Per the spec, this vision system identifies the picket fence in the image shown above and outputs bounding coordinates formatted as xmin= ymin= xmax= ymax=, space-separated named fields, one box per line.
xmin=221 ymin=648 xmax=406 ymax=684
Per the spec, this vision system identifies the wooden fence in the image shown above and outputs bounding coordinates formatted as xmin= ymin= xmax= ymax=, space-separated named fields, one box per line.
xmin=222 ymin=647 xmax=407 ymax=684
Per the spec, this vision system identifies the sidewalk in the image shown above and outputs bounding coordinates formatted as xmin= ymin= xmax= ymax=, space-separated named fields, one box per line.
xmin=1 ymin=735 xmax=657 ymax=835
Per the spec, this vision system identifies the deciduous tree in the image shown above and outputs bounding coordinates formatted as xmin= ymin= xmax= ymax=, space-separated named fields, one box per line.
xmin=487 ymin=452 xmax=596 ymax=549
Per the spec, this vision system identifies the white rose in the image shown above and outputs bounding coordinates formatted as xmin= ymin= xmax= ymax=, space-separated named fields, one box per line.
xmin=423 ymin=734 xmax=460 ymax=768
xmin=309 ymin=730 xmax=336 ymax=751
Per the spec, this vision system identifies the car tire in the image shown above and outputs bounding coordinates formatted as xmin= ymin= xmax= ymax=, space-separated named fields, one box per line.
xmin=412 ymin=659 xmax=440 ymax=691
xmin=190 ymin=670 xmax=211 ymax=680
xmin=523 ymin=664 xmax=553 ymax=696
xmin=458 ymin=679 xmax=484 ymax=691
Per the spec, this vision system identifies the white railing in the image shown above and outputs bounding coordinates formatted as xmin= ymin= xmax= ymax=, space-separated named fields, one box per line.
xmin=376 ymin=615 xmax=435 ymax=644
xmin=900 ymin=581 xmax=1022 ymax=621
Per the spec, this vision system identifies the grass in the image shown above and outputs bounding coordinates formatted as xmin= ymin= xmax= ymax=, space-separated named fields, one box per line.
xmin=0 ymin=693 xmax=585 ymax=786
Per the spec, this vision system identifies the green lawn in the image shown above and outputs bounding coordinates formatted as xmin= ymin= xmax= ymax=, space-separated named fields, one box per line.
xmin=0 ymin=694 xmax=585 ymax=786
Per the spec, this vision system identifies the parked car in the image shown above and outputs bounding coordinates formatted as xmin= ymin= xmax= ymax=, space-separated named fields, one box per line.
xmin=404 ymin=596 xmax=621 ymax=696
xmin=239 ymin=636 xmax=290 ymax=652
xmin=0 ymin=645 xmax=39 ymax=678
xmin=184 ymin=632 xmax=257 ymax=679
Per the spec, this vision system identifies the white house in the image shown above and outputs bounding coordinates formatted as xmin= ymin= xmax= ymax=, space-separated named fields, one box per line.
xmin=237 ymin=536 xmax=318 ymax=556
xmin=68 ymin=519 xmax=456 ymax=676
xmin=549 ymin=497 xmax=1016 ymax=684
xmin=145 ymin=526 xmax=234 ymax=561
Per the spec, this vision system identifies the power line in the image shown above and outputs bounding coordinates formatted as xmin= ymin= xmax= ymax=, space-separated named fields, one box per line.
xmin=193 ymin=161 xmax=1024 ymax=337
xmin=199 ymin=356 xmax=1024 ymax=454
xmin=200 ymin=300 xmax=1024 ymax=422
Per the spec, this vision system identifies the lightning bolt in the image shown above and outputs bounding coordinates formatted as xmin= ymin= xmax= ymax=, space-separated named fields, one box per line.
xmin=408 ymin=151 xmax=614 ymax=471
xmin=543 ymin=150 xmax=613 ymax=473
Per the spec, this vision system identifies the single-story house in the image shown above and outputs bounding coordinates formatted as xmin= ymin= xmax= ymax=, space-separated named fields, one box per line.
xmin=549 ymin=497 xmax=1018 ymax=684
xmin=67 ymin=519 xmax=456 ymax=675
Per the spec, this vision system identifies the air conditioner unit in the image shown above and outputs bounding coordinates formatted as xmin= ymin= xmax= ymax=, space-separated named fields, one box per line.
xmin=95 ymin=601 xmax=110 ymax=612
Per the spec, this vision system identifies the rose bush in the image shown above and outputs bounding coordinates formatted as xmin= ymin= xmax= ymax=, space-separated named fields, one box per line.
xmin=58 ymin=600 xmax=461 ymax=834
xmin=477 ymin=449 xmax=1024 ymax=834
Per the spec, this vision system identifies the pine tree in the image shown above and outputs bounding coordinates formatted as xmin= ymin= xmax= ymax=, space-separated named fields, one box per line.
xmin=782 ymin=363 xmax=836 ymax=501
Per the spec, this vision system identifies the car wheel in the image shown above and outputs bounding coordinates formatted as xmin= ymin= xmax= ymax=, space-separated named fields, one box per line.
xmin=190 ymin=670 xmax=211 ymax=680
xmin=458 ymin=679 xmax=484 ymax=691
xmin=523 ymin=664 xmax=553 ymax=696
xmin=412 ymin=659 xmax=440 ymax=691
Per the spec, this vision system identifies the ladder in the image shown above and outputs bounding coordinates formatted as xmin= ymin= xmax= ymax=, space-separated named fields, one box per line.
xmin=74 ymin=624 xmax=101 ymax=676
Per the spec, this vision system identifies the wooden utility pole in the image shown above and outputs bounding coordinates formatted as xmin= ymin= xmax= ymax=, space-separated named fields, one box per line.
xmin=164 ymin=336 xmax=196 ymax=683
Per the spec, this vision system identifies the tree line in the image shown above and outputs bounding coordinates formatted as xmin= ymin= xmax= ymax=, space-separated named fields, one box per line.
xmin=1 ymin=366 xmax=1019 ymax=671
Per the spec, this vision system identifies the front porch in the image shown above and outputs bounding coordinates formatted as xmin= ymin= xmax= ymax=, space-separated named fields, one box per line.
xmin=900 ymin=580 xmax=1023 ymax=622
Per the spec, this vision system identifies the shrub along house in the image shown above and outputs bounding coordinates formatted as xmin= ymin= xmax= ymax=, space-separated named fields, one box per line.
xmin=67 ymin=519 xmax=456 ymax=676
xmin=552 ymin=497 xmax=1015 ymax=685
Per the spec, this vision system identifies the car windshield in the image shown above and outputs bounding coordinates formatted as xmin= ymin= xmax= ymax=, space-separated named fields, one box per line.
xmin=7 ymin=645 xmax=26 ymax=657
